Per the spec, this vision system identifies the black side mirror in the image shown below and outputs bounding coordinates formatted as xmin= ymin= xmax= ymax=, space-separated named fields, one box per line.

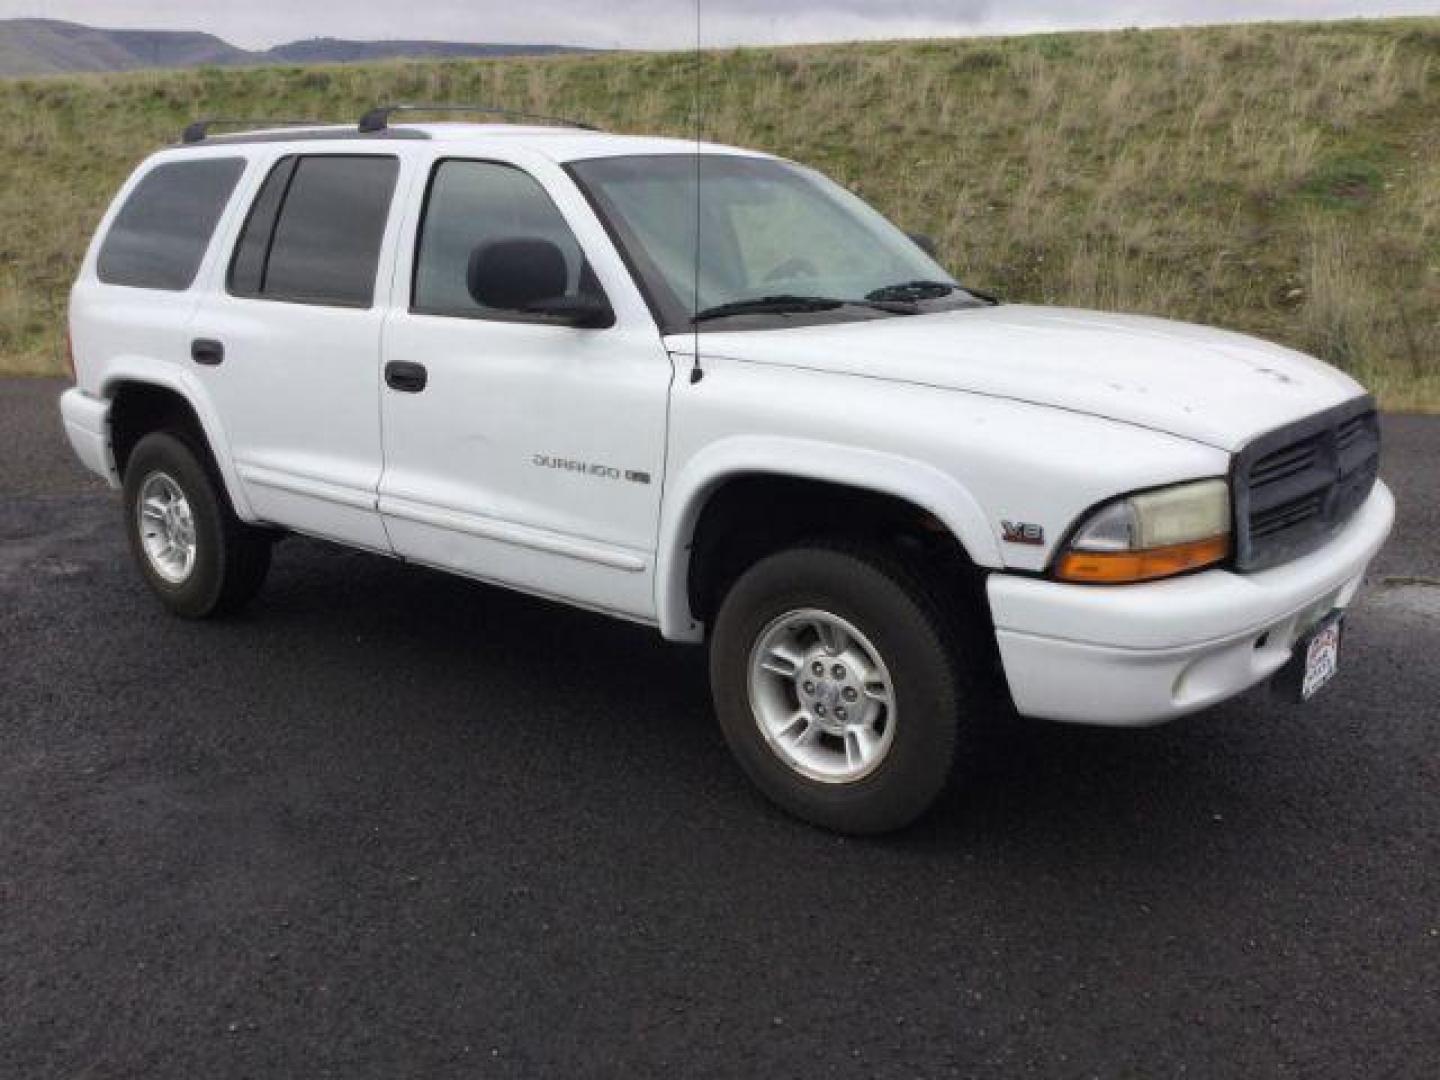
xmin=907 ymin=232 xmax=939 ymax=257
xmin=525 ymin=293 xmax=615 ymax=329
xmin=467 ymin=238 xmax=614 ymax=328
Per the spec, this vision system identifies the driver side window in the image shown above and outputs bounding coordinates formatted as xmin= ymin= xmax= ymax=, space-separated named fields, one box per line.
xmin=412 ymin=159 xmax=604 ymax=320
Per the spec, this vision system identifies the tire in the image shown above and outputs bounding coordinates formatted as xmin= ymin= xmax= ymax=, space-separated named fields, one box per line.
xmin=709 ymin=542 xmax=977 ymax=835
xmin=123 ymin=430 xmax=271 ymax=618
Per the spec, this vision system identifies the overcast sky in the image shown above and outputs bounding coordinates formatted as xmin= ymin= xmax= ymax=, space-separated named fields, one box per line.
xmin=1 ymin=1 xmax=1436 ymax=50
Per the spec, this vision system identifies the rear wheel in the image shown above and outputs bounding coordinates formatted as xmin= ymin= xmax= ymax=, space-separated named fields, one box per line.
xmin=123 ymin=431 xmax=271 ymax=618
xmin=710 ymin=542 xmax=976 ymax=834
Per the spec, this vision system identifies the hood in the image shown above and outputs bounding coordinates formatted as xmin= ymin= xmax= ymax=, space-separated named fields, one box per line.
xmin=673 ymin=305 xmax=1365 ymax=451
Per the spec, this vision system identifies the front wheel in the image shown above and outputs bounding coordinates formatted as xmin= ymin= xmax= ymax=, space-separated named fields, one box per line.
xmin=709 ymin=543 xmax=974 ymax=834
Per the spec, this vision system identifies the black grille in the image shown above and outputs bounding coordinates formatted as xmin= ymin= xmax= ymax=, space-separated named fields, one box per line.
xmin=1232 ymin=396 xmax=1380 ymax=572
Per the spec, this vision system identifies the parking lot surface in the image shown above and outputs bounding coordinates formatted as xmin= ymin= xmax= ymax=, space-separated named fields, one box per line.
xmin=2 ymin=378 xmax=1437 ymax=1077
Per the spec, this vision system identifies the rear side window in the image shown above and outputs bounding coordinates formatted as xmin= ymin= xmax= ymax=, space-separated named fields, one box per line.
xmin=229 ymin=155 xmax=399 ymax=308
xmin=97 ymin=158 xmax=245 ymax=291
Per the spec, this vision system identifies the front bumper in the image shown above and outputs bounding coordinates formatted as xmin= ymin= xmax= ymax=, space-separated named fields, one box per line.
xmin=986 ymin=481 xmax=1395 ymax=726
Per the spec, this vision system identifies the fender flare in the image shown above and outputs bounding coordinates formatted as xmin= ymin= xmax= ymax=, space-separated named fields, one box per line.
xmin=654 ymin=435 xmax=1002 ymax=642
xmin=99 ymin=358 xmax=256 ymax=521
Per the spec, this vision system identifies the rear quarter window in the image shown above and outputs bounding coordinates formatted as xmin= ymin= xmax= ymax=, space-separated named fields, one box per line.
xmin=96 ymin=158 xmax=246 ymax=291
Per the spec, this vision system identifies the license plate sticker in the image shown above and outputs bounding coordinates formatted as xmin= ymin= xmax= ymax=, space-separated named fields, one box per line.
xmin=1301 ymin=617 xmax=1343 ymax=700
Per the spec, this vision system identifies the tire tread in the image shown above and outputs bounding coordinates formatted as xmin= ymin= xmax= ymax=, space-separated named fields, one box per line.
xmin=710 ymin=537 xmax=988 ymax=833
xmin=123 ymin=430 xmax=270 ymax=618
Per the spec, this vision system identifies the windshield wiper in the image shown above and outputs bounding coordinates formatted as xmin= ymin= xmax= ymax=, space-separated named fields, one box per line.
xmin=692 ymin=295 xmax=846 ymax=322
xmin=865 ymin=280 xmax=1001 ymax=305
xmin=693 ymin=294 xmax=916 ymax=323
xmin=864 ymin=280 xmax=957 ymax=302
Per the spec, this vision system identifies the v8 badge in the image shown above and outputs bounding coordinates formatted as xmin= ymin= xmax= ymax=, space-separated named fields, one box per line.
xmin=1001 ymin=520 xmax=1045 ymax=545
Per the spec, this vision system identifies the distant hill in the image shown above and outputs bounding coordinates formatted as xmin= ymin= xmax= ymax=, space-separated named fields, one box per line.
xmin=0 ymin=20 xmax=243 ymax=75
xmin=0 ymin=19 xmax=594 ymax=77
xmin=263 ymin=37 xmax=593 ymax=65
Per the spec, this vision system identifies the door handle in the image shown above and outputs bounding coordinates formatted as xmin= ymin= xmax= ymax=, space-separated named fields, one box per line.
xmin=385 ymin=361 xmax=428 ymax=393
xmin=191 ymin=338 xmax=224 ymax=366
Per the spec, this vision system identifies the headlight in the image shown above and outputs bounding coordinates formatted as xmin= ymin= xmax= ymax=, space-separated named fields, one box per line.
xmin=1055 ymin=478 xmax=1231 ymax=584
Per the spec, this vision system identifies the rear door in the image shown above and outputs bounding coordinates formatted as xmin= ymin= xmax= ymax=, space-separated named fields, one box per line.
xmin=192 ymin=151 xmax=409 ymax=550
xmin=377 ymin=150 xmax=673 ymax=621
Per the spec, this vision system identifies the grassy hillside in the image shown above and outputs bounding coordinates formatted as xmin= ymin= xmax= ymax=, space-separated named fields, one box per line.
xmin=1 ymin=18 xmax=1436 ymax=408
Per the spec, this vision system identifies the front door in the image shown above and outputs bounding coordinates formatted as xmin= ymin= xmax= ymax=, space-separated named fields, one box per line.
xmin=377 ymin=154 xmax=673 ymax=621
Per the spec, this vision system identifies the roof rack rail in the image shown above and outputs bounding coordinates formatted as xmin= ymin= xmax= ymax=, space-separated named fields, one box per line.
xmin=182 ymin=118 xmax=330 ymax=145
xmin=358 ymin=104 xmax=601 ymax=134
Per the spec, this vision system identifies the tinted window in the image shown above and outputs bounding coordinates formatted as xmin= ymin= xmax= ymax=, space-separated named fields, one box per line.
xmin=97 ymin=158 xmax=245 ymax=291
xmin=230 ymin=155 xmax=398 ymax=308
xmin=228 ymin=157 xmax=296 ymax=296
xmin=413 ymin=160 xmax=602 ymax=318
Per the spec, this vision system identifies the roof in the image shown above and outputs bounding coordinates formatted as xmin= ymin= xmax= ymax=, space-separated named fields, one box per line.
xmin=179 ymin=121 xmax=769 ymax=164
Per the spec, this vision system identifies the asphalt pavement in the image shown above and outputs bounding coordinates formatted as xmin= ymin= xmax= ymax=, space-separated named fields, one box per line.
xmin=2 ymin=377 xmax=1437 ymax=1078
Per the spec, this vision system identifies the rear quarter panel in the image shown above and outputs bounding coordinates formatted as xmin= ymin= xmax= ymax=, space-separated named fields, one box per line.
xmin=67 ymin=147 xmax=263 ymax=515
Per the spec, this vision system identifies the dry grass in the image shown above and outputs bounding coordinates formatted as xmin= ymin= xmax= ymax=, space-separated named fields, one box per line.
xmin=0 ymin=18 xmax=1436 ymax=408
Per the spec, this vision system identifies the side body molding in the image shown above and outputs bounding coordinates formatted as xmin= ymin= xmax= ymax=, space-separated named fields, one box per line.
xmin=653 ymin=435 xmax=1003 ymax=642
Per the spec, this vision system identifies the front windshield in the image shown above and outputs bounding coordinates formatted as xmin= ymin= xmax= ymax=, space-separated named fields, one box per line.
xmin=569 ymin=154 xmax=971 ymax=331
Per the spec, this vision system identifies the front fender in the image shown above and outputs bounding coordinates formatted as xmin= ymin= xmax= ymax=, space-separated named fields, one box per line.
xmin=654 ymin=435 xmax=1002 ymax=642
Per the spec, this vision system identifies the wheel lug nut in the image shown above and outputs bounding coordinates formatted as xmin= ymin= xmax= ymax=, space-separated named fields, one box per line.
xmin=831 ymin=664 xmax=846 ymax=679
xmin=815 ymin=704 xmax=827 ymax=717
xmin=843 ymin=687 xmax=858 ymax=702
xmin=836 ymin=706 xmax=848 ymax=721
xmin=803 ymin=681 xmax=815 ymax=694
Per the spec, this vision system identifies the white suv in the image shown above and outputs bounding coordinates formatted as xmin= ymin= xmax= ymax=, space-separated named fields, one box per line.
xmin=60 ymin=108 xmax=1395 ymax=833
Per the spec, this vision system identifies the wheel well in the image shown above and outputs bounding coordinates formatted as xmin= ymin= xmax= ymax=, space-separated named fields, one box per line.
xmin=686 ymin=474 xmax=981 ymax=627
xmin=108 ymin=382 xmax=210 ymax=479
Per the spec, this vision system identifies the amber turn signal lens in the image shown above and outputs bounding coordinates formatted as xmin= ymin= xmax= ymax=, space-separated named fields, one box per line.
xmin=1056 ymin=535 xmax=1231 ymax=584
